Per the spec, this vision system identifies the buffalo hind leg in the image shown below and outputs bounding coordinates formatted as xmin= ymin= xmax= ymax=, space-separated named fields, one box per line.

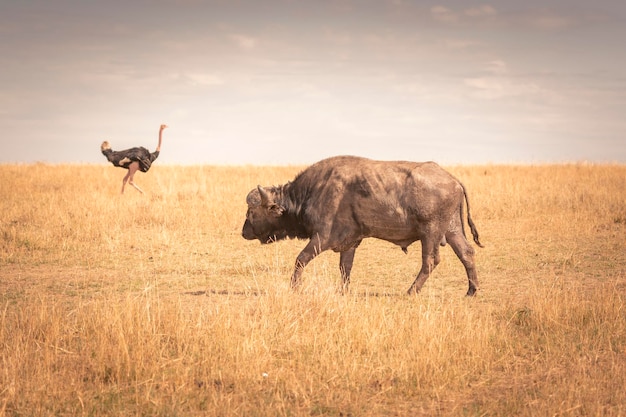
xmin=446 ymin=231 xmax=479 ymax=296
xmin=291 ymin=235 xmax=324 ymax=289
xmin=407 ymin=237 xmax=441 ymax=295
xmin=339 ymin=247 xmax=357 ymax=294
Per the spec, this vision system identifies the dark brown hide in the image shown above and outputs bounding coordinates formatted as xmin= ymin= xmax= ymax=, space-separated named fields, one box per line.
xmin=242 ymin=155 xmax=483 ymax=296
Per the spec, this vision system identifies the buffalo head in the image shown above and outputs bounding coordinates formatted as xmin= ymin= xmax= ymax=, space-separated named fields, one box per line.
xmin=242 ymin=186 xmax=289 ymax=244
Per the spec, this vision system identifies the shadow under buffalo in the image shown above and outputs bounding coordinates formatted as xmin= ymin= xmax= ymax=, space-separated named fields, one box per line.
xmin=183 ymin=289 xmax=397 ymax=297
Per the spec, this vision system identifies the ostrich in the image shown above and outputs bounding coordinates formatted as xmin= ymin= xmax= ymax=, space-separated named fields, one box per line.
xmin=101 ymin=124 xmax=167 ymax=194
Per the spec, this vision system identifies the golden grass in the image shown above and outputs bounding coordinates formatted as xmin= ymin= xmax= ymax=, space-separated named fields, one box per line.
xmin=0 ymin=162 xmax=625 ymax=416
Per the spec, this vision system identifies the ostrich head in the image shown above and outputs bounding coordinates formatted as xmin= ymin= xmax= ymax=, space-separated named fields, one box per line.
xmin=101 ymin=141 xmax=112 ymax=152
xmin=160 ymin=124 xmax=168 ymax=130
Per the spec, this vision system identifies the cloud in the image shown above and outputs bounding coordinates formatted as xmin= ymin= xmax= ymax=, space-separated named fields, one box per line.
xmin=514 ymin=8 xmax=609 ymax=31
xmin=442 ymin=39 xmax=481 ymax=50
xmin=427 ymin=4 xmax=603 ymax=33
xmin=464 ymin=60 xmax=544 ymax=100
xmin=465 ymin=5 xmax=497 ymax=18
xmin=431 ymin=4 xmax=498 ymax=24
xmin=231 ymin=34 xmax=258 ymax=49
xmin=527 ymin=14 xmax=576 ymax=30
xmin=430 ymin=6 xmax=459 ymax=23
xmin=486 ymin=60 xmax=508 ymax=75
xmin=183 ymin=73 xmax=224 ymax=87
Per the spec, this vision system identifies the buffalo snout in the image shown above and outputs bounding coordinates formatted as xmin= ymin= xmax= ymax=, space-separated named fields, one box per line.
xmin=242 ymin=220 xmax=257 ymax=240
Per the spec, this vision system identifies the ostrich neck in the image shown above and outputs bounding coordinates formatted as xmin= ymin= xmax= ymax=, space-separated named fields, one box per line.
xmin=156 ymin=128 xmax=164 ymax=152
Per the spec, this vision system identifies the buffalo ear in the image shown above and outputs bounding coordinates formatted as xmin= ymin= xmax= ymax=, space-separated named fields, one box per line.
xmin=268 ymin=204 xmax=284 ymax=216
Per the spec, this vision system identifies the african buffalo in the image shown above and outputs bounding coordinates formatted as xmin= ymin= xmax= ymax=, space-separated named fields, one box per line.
xmin=242 ymin=155 xmax=483 ymax=295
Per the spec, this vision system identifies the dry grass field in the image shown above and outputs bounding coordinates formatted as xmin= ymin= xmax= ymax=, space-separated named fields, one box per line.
xmin=0 ymin=162 xmax=625 ymax=416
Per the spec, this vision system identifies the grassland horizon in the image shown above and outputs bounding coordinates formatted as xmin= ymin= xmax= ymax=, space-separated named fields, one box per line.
xmin=1 ymin=162 xmax=625 ymax=416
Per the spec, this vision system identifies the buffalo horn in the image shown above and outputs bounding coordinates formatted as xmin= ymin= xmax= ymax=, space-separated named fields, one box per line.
xmin=257 ymin=185 xmax=271 ymax=206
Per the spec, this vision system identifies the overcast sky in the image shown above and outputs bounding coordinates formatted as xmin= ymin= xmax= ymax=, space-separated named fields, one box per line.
xmin=1 ymin=0 xmax=625 ymax=165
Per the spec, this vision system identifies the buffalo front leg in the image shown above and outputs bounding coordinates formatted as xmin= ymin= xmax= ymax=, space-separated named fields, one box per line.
xmin=339 ymin=247 xmax=357 ymax=294
xmin=407 ymin=238 xmax=441 ymax=295
xmin=291 ymin=235 xmax=324 ymax=289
